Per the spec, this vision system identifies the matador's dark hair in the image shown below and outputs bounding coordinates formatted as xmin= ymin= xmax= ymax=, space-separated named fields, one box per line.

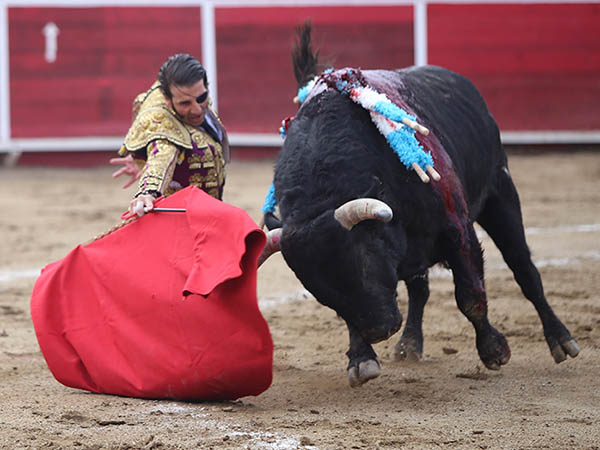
xmin=157 ymin=54 xmax=208 ymax=100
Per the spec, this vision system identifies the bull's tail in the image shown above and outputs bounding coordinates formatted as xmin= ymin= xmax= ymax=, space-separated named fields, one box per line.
xmin=292 ymin=20 xmax=319 ymax=88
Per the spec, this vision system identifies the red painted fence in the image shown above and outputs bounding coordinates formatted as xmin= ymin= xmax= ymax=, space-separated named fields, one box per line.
xmin=428 ymin=3 xmax=600 ymax=131
xmin=9 ymin=7 xmax=203 ymax=138
xmin=216 ymin=5 xmax=414 ymax=133
xmin=4 ymin=2 xmax=600 ymax=144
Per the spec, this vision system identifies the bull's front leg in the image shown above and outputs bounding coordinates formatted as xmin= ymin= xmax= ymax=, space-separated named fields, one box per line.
xmin=394 ymin=270 xmax=430 ymax=361
xmin=446 ymin=224 xmax=511 ymax=369
xmin=346 ymin=323 xmax=381 ymax=387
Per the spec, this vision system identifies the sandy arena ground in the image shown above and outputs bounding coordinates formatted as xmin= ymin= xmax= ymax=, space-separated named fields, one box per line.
xmin=0 ymin=149 xmax=599 ymax=449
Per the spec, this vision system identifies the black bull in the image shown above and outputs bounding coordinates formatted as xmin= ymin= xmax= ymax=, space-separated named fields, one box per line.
xmin=260 ymin=38 xmax=579 ymax=388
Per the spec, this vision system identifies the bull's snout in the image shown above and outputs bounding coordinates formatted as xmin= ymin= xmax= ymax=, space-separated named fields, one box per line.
xmin=360 ymin=313 xmax=403 ymax=344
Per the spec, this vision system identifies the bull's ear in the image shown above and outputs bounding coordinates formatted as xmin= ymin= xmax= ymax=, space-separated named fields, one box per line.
xmin=263 ymin=212 xmax=282 ymax=231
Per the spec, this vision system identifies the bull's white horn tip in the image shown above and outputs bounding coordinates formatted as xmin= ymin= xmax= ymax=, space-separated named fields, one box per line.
xmin=374 ymin=209 xmax=393 ymax=222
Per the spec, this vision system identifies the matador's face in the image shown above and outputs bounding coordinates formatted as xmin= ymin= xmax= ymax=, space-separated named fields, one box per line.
xmin=167 ymin=80 xmax=209 ymax=128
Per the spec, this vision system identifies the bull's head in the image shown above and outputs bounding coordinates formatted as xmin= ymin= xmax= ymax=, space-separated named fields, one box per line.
xmin=259 ymin=197 xmax=404 ymax=344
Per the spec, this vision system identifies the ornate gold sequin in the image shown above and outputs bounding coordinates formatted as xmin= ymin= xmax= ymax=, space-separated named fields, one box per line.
xmin=122 ymin=83 xmax=193 ymax=152
xmin=135 ymin=140 xmax=180 ymax=197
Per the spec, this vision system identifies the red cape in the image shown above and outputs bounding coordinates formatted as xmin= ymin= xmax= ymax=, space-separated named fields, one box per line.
xmin=30 ymin=186 xmax=273 ymax=401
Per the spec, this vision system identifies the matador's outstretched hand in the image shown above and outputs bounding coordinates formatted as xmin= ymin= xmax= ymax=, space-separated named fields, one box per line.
xmin=110 ymin=154 xmax=142 ymax=189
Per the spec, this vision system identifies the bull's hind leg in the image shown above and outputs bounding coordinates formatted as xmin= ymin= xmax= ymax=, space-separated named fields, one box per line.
xmin=446 ymin=223 xmax=511 ymax=369
xmin=393 ymin=271 xmax=430 ymax=361
xmin=346 ymin=323 xmax=381 ymax=387
xmin=477 ymin=167 xmax=579 ymax=362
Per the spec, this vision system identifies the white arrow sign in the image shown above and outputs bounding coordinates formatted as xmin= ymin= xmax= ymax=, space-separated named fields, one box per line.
xmin=42 ymin=22 xmax=60 ymax=63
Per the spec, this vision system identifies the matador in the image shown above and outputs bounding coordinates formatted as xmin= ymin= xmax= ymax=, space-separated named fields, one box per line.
xmin=116 ymin=54 xmax=229 ymax=216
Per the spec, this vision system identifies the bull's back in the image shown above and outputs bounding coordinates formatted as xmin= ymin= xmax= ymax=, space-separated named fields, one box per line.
xmin=276 ymin=89 xmax=395 ymax=222
xmin=396 ymin=66 xmax=506 ymax=212
xmin=276 ymin=65 xmax=505 ymax=223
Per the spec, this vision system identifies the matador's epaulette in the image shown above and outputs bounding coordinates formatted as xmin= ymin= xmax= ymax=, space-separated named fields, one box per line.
xmin=119 ymin=83 xmax=193 ymax=156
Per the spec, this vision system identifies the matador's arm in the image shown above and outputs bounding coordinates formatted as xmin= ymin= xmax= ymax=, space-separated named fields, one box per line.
xmin=135 ymin=139 xmax=180 ymax=198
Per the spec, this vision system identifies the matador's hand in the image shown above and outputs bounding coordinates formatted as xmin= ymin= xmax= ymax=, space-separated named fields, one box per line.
xmin=128 ymin=194 xmax=156 ymax=218
xmin=110 ymin=154 xmax=142 ymax=189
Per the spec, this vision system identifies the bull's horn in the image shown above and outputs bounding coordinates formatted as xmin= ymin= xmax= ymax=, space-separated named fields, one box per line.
xmin=334 ymin=198 xmax=393 ymax=230
xmin=257 ymin=228 xmax=282 ymax=267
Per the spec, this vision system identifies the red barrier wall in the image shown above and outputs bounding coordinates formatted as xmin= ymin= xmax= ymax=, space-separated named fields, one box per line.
xmin=428 ymin=3 xmax=600 ymax=131
xmin=9 ymin=7 xmax=202 ymax=138
xmin=5 ymin=3 xmax=599 ymax=142
xmin=215 ymin=5 xmax=414 ymax=133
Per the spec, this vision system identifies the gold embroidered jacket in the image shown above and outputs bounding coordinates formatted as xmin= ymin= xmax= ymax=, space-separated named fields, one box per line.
xmin=119 ymin=81 xmax=229 ymax=200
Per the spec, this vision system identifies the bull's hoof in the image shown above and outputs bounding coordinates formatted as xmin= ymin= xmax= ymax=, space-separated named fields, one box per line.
xmin=477 ymin=328 xmax=511 ymax=370
xmin=550 ymin=338 xmax=580 ymax=363
xmin=392 ymin=339 xmax=422 ymax=362
xmin=348 ymin=359 xmax=381 ymax=388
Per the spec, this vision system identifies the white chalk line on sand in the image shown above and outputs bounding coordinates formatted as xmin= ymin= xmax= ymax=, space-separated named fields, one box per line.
xmin=146 ymin=403 xmax=317 ymax=450
xmin=475 ymin=223 xmax=600 ymax=238
xmin=0 ymin=268 xmax=41 ymax=283
xmin=525 ymin=223 xmax=600 ymax=235
xmin=258 ymin=250 xmax=600 ymax=309
xmin=1 ymin=223 xmax=598 ymax=289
